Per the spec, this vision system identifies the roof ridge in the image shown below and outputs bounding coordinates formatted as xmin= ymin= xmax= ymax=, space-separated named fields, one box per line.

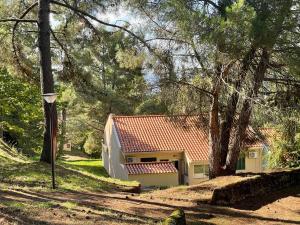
xmin=113 ymin=114 xmax=206 ymax=118
xmin=125 ymin=161 xmax=174 ymax=165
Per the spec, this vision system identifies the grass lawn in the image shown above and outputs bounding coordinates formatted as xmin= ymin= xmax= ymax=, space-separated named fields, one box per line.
xmin=59 ymin=158 xmax=139 ymax=187
xmin=0 ymin=144 xmax=138 ymax=193
xmin=0 ymin=146 xmax=154 ymax=225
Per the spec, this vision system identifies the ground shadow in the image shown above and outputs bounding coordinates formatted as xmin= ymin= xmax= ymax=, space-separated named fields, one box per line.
xmin=231 ymin=185 xmax=300 ymax=211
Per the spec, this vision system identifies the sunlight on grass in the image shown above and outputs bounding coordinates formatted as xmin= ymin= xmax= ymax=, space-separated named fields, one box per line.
xmin=60 ymin=201 xmax=78 ymax=210
xmin=60 ymin=159 xmax=139 ymax=187
xmin=0 ymin=200 xmax=55 ymax=210
xmin=0 ymin=147 xmax=139 ymax=194
xmin=62 ymin=159 xmax=108 ymax=177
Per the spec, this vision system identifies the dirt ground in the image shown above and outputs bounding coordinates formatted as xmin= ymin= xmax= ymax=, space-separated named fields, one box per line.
xmin=0 ymin=184 xmax=299 ymax=225
xmin=0 ymin=151 xmax=299 ymax=225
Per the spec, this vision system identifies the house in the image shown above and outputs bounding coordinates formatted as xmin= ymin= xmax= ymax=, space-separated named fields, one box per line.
xmin=102 ymin=114 xmax=270 ymax=187
xmin=63 ymin=142 xmax=72 ymax=151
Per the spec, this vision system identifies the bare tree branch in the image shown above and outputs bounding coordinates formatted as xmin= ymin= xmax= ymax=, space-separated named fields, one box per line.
xmin=161 ymin=78 xmax=213 ymax=96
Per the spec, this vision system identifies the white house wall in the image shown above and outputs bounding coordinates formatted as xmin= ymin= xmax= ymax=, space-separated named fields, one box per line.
xmin=102 ymin=115 xmax=128 ymax=180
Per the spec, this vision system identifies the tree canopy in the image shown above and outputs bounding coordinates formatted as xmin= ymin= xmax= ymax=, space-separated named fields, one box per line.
xmin=0 ymin=0 xmax=299 ymax=173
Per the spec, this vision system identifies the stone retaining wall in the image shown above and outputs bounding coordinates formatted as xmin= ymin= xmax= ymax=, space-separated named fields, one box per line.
xmin=211 ymin=169 xmax=300 ymax=205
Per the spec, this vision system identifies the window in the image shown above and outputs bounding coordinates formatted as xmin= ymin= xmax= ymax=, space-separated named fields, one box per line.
xmin=173 ymin=160 xmax=179 ymax=169
xmin=236 ymin=157 xmax=245 ymax=170
xmin=248 ymin=151 xmax=258 ymax=158
xmin=160 ymin=159 xmax=169 ymax=162
xmin=140 ymin=157 xmax=157 ymax=162
xmin=194 ymin=164 xmax=209 ymax=177
xmin=127 ymin=157 xmax=134 ymax=163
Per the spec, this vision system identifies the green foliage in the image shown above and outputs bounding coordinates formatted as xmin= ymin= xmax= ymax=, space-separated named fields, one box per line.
xmin=215 ymin=0 xmax=256 ymax=57
xmin=0 ymin=68 xmax=43 ymax=154
xmin=116 ymin=48 xmax=145 ymax=69
xmin=268 ymin=112 xmax=300 ymax=168
xmin=135 ymin=96 xmax=168 ymax=114
xmin=83 ymin=132 xmax=102 ymax=157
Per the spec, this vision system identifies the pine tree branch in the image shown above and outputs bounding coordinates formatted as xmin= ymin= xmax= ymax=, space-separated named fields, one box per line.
xmin=49 ymin=28 xmax=73 ymax=67
xmin=11 ymin=2 xmax=38 ymax=80
xmin=264 ymin=77 xmax=300 ymax=85
xmin=51 ymin=0 xmax=173 ymax=73
xmin=51 ymin=0 xmax=153 ymax=51
xmin=161 ymin=78 xmax=213 ymax=96
xmin=197 ymin=0 xmax=221 ymax=10
xmin=0 ymin=19 xmax=37 ymax=23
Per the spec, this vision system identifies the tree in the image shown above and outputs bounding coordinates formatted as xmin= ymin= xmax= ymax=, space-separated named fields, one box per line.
xmin=0 ymin=0 xmax=151 ymax=162
xmin=128 ymin=0 xmax=300 ymax=177
xmin=0 ymin=68 xmax=43 ymax=154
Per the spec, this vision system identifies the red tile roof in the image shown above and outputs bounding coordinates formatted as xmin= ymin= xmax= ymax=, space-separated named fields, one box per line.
xmin=244 ymin=127 xmax=276 ymax=147
xmin=113 ymin=115 xmax=209 ymax=161
xmin=125 ymin=162 xmax=178 ymax=175
xmin=112 ymin=115 xmax=269 ymax=162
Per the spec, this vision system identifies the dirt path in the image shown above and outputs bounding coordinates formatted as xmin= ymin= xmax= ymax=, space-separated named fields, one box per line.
xmin=0 ymin=185 xmax=299 ymax=225
xmin=61 ymin=150 xmax=90 ymax=161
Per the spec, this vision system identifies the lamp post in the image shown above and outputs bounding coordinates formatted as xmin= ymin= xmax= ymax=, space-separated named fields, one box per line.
xmin=42 ymin=93 xmax=57 ymax=189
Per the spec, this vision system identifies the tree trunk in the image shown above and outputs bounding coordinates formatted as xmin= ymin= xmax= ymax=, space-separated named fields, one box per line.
xmin=225 ymin=49 xmax=269 ymax=173
xmin=0 ymin=128 xmax=3 ymax=139
xmin=39 ymin=0 xmax=57 ymax=163
xmin=220 ymin=47 xmax=256 ymax=165
xmin=208 ymin=91 xmax=221 ymax=178
xmin=208 ymin=65 xmax=222 ymax=179
xmin=58 ymin=107 xmax=67 ymax=155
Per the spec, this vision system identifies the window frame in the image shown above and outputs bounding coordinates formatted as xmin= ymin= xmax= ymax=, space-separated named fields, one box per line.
xmin=193 ymin=164 xmax=209 ymax=178
xmin=236 ymin=157 xmax=246 ymax=170
xmin=140 ymin=157 xmax=157 ymax=162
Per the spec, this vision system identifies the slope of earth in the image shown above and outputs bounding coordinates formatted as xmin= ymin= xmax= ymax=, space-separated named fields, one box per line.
xmin=0 ymin=146 xmax=299 ymax=225
xmin=140 ymin=175 xmax=259 ymax=204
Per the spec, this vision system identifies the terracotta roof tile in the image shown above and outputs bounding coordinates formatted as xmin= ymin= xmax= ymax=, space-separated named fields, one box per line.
xmin=112 ymin=115 xmax=269 ymax=162
xmin=113 ymin=115 xmax=209 ymax=161
xmin=125 ymin=162 xmax=178 ymax=175
xmin=244 ymin=127 xmax=276 ymax=148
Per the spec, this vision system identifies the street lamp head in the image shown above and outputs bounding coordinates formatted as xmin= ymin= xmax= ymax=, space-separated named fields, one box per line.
xmin=42 ymin=93 xmax=57 ymax=103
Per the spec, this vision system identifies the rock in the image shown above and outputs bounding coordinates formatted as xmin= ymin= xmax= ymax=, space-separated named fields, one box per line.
xmin=86 ymin=216 xmax=91 ymax=219
xmin=207 ymin=214 xmax=214 ymax=219
xmin=163 ymin=209 xmax=186 ymax=225
xmin=52 ymin=204 xmax=60 ymax=208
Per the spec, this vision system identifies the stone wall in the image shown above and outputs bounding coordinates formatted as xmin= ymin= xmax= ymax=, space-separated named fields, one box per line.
xmin=211 ymin=169 xmax=300 ymax=205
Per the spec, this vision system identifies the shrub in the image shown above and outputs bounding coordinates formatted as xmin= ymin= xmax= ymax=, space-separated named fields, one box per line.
xmin=83 ymin=133 xmax=102 ymax=157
